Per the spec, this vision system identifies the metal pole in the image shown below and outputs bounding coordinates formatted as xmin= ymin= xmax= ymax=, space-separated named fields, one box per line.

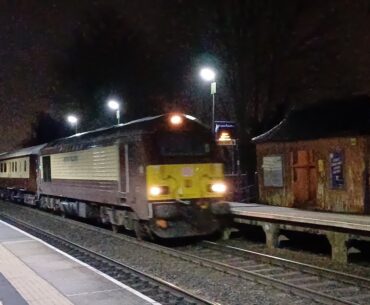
xmin=210 ymin=81 xmax=216 ymax=133
xmin=212 ymin=92 xmax=215 ymax=133
xmin=116 ymin=110 xmax=120 ymax=124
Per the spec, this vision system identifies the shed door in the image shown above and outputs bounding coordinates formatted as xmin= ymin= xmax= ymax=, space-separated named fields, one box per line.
xmin=291 ymin=150 xmax=317 ymax=208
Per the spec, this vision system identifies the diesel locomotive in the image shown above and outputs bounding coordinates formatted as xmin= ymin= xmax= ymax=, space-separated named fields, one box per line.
xmin=0 ymin=114 xmax=230 ymax=239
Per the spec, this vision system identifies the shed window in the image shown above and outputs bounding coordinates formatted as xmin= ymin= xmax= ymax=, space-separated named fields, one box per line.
xmin=4 ymin=163 xmax=6 ymax=173
xmin=15 ymin=162 xmax=17 ymax=172
xmin=24 ymin=160 xmax=27 ymax=172
xmin=42 ymin=156 xmax=51 ymax=182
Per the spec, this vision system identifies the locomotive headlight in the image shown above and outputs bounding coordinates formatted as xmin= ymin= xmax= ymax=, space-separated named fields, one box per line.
xmin=150 ymin=186 xmax=162 ymax=196
xmin=170 ymin=114 xmax=183 ymax=125
xmin=149 ymin=186 xmax=169 ymax=196
xmin=210 ymin=182 xmax=227 ymax=194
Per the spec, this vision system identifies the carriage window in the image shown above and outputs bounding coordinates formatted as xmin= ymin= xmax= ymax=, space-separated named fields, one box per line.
xmin=159 ymin=134 xmax=209 ymax=156
xmin=15 ymin=162 xmax=17 ymax=172
xmin=24 ymin=160 xmax=27 ymax=172
xmin=42 ymin=156 xmax=51 ymax=182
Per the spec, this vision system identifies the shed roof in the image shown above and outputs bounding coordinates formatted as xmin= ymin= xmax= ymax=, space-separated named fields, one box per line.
xmin=252 ymin=95 xmax=370 ymax=143
xmin=0 ymin=143 xmax=46 ymax=160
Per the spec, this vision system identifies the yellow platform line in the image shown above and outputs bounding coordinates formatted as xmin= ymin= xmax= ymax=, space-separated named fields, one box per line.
xmin=0 ymin=244 xmax=74 ymax=305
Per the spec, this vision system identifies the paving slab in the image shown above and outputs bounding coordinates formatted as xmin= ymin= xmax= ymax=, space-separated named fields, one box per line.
xmin=0 ymin=221 xmax=158 ymax=305
xmin=0 ymin=273 xmax=28 ymax=305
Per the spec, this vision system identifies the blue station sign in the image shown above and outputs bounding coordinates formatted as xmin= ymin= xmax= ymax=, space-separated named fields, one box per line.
xmin=215 ymin=121 xmax=237 ymax=145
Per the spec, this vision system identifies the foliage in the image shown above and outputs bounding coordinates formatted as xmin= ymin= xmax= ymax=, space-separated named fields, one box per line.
xmin=1 ymin=0 xmax=370 ymax=171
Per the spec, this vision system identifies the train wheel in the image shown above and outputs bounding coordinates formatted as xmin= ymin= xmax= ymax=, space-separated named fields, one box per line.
xmin=112 ymin=224 xmax=119 ymax=233
xmin=134 ymin=221 xmax=153 ymax=241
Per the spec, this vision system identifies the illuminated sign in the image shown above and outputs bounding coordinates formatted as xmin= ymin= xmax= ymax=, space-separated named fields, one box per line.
xmin=215 ymin=121 xmax=236 ymax=145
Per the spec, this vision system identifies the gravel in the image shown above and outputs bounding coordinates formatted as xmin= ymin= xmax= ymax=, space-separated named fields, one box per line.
xmin=0 ymin=201 xmax=316 ymax=305
xmin=219 ymin=236 xmax=370 ymax=279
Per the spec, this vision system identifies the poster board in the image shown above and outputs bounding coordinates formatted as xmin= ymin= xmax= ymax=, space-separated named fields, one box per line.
xmin=262 ymin=155 xmax=283 ymax=187
xmin=330 ymin=151 xmax=344 ymax=188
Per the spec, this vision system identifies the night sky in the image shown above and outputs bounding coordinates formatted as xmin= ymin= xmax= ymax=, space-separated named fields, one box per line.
xmin=1 ymin=0 xmax=370 ymax=162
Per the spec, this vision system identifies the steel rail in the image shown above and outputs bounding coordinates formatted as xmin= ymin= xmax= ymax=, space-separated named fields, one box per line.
xmin=1 ymin=203 xmax=369 ymax=305
xmin=203 ymin=241 xmax=370 ymax=289
xmin=0 ymin=213 xmax=217 ymax=305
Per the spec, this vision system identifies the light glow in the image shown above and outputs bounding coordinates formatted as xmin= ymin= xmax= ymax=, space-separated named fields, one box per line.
xmin=211 ymin=182 xmax=227 ymax=194
xmin=218 ymin=131 xmax=231 ymax=141
xmin=67 ymin=115 xmax=78 ymax=124
xmin=108 ymin=99 xmax=120 ymax=110
xmin=170 ymin=114 xmax=183 ymax=125
xmin=149 ymin=186 xmax=162 ymax=196
xmin=200 ymin=67 xmax=216 ymax=82
xmin=185 ymin=114 xmax=196 ymax=121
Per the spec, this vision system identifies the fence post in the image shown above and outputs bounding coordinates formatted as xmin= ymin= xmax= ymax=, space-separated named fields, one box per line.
xmin=254 ymin=171 xmax=259 ymax=202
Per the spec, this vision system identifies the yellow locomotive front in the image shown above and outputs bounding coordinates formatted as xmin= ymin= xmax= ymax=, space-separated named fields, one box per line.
xmin=145 ymin=114 xmax=230 ymax=238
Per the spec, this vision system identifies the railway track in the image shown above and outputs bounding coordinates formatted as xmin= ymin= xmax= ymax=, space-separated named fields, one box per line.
xmin=0 ymin=214 xmax=216 ymax=305
xmin=2 ymin=203 xmax=370 ymax=305
xmin=177 ymin=241 xmax=370 ymax=305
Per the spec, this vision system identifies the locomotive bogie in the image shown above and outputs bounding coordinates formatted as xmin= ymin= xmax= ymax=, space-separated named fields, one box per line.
xmin=100 ymin=206 xmax=136 ymax=230
xmin=23 ymin=193 xmax=37 ymax=205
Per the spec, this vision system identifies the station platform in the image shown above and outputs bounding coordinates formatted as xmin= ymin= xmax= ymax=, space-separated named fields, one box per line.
xmin=0 ymin=220 xmax=159 ymax=305
xmin=230 ymin=202 xmax=370 ymax=232
xmin=229 ymin=202 xmax=370 ymax=263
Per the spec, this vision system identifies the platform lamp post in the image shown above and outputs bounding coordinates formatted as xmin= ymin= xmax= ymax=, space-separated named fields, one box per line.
xmin=67 ymin=115 xmax=78 ymax=134
xmin=200 ymin=67 xmax=216 ymax=133
xmin=107 ymin=99 xmax=120 ymax=125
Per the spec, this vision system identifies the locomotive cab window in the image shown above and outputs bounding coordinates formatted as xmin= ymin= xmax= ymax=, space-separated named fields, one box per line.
xmin=159 ymin=133 xmax=210 ymax=156
xmin=42 ymin=156 xmax=52 ymax=182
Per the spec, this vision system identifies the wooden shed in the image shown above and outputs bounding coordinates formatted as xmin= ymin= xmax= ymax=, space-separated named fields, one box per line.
xmin=253 ymin=96 xmax=370 ymax=214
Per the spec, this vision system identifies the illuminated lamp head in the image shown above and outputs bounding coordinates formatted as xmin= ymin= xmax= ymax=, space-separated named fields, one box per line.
xmin=211 ymin=182 xmax=227 ymax=194
xmin=149 ymin=186 xmax=162 ymax=196
xmin=219 ymin=131 xmax=231 ymax=141
xmin=169 ymin=114 xmax=183 ymax=125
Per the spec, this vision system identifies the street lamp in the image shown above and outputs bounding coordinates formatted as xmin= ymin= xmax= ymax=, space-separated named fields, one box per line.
xmin=200 ymin=67 xmax=216 ymax=132
xmin=107 ymin=99 xmax=120 ymax=124
xmin=67 ymin=115 xmax=78 ymax=134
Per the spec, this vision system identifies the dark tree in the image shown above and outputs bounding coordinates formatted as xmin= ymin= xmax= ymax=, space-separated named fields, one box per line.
xmin=23 ymin=112 xmax=69 ymax=147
